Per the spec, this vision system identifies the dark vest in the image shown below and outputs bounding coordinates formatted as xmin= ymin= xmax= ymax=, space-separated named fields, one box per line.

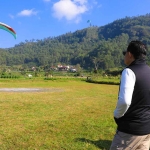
xmin=115 ymin=59 xmax=150 ymax=135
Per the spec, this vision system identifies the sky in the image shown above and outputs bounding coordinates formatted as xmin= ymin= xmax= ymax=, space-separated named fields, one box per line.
xmin=0 ymin=0 xmax=150 ymax=48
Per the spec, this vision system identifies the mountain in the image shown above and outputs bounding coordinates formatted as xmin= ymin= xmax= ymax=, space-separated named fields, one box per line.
xmin=1 ymin=14 xmax=150 ymax=70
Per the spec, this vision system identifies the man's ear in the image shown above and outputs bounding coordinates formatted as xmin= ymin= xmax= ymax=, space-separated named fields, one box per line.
xmin=128 ymin=52 xmax=135 ymax=59
xmin=128 ymin=52 xmax=133 ymax=58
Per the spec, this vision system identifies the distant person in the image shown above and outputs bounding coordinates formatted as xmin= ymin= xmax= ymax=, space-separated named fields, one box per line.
xmin=110 ymin=40 xmax=150 ymax=150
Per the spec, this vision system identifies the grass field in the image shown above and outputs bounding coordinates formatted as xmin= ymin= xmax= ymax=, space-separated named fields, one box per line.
xmin=0 ymin=78 xmax=118 ymax=150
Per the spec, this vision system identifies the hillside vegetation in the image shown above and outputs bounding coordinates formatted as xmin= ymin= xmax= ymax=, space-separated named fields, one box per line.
xmin=1 ymin=14 xmax=150 ymax=71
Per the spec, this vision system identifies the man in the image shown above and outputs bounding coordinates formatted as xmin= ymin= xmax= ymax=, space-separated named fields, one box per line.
xmin=110 ymin=40 xmax=150 ymax=150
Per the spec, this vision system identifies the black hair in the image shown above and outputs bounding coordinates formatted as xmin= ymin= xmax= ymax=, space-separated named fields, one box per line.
xmin=127 ymin=40 xmax=147 ymax=59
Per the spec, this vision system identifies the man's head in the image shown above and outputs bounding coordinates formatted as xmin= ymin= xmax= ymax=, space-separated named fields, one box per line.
xmin=123 ymin=40 xmax=147 ymax=66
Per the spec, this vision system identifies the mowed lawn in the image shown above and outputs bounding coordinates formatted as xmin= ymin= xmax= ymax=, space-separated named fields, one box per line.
xmin=0 ymin=79 xmax=118 ymax=150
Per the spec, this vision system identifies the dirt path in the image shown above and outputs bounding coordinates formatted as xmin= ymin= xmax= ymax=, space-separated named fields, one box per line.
xmin=0 ymin=88 xmax=64 ymax=92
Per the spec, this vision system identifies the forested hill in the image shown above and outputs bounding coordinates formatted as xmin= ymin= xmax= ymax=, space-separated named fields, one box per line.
xmin=1 ymin=14 xmax=150 ymax=70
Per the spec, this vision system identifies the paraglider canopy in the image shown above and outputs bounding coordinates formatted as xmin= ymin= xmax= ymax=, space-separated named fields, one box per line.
xmin=0 ymin=22 xmax=16 ymax=39
xmin=87 ymin=20 xmax=91 ymax=23
xmin=87 ymin=20 xmax=91 ymax=27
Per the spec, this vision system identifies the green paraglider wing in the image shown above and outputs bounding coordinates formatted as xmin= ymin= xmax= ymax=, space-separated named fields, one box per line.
xmin=0 ymin=22 xmax=16 ymax=39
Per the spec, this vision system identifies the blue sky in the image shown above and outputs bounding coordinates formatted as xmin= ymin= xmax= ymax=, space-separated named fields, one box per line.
xmin=0 ymin=0 xmax=150 ymax=48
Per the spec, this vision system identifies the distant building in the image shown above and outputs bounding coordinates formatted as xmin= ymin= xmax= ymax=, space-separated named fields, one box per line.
xmin=70 ymin=68 xmax=77 ymax=72
xmin=32 ymin=67 xmax=36 ymax=71
xmin=57 ymin=65 xmax=70 ymax=71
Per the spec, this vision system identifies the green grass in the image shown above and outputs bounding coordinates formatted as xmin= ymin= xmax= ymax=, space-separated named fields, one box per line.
xmin=0 ymin=78 xmax=118 ymax=150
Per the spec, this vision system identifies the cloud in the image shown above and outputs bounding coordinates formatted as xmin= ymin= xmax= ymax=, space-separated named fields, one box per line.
xmin=17 ymin=9 xmax=38 ymax=17
xmin=74 ymin=0 xmax=87 ymax=5
xmin=92 ymin=0 xmax=102 ymax=8
xmin=52 ymin=0 xmax=88 ymax=23
xmin=92 ymin=0 xmax=98 ymax=5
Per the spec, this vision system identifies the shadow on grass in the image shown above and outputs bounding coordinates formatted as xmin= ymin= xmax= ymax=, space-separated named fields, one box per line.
xmin=86 ymin=80 xmax=119 ymax=85
xmin=75 ymin=138 xmax=111 ymax=150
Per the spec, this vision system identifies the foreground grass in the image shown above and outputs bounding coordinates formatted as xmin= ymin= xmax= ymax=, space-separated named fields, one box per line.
xmin=0 ymin=79 xmax=118 ymax=150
